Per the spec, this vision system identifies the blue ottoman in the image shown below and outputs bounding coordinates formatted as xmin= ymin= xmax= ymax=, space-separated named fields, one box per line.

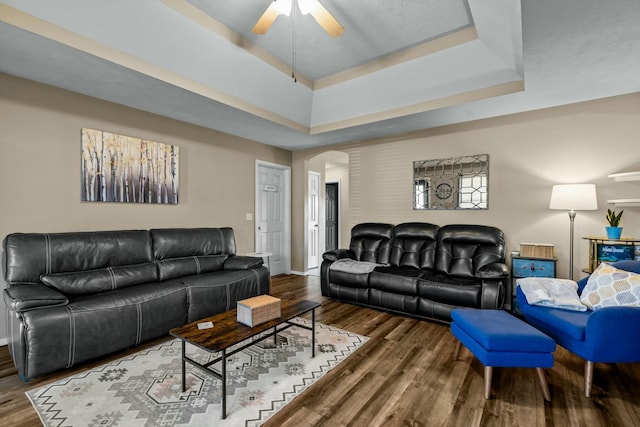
xmin=451 ymin=309 xmax=556 ymax=401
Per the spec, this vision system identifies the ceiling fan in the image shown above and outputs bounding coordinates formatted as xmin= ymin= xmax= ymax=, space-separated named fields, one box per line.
xmin=252 ymin=0 xmax=344 ymax=37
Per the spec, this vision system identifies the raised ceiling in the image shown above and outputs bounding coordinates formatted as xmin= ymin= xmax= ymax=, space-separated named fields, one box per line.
xmin=0 ymin=0 xmax=639 ymax=150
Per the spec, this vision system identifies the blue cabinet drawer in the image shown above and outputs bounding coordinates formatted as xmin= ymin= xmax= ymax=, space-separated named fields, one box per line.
xmin=512 ymin=258 xmax=556 ymax=278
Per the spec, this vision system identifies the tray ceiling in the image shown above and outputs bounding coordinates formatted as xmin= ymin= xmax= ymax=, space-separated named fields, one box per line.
xmin=0 ymin=0 xmax=638 ymax=150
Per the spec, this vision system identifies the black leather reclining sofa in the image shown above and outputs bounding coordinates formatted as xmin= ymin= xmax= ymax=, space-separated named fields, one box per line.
xmin=321 ymin=222 xmax=508 ymax=322
xmin=2 ymin=227 xmax=270 ymax=380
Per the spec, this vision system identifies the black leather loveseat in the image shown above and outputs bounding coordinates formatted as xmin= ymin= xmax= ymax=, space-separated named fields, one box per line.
xmin=321 ymin=222 xmax=508 ymax=322
xmin=2 ymin=227 xmax=269 ymax=380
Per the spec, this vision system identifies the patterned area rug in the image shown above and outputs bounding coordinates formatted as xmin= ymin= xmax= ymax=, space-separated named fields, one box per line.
xmin=27 ymin=317 xmax=368 ymax=426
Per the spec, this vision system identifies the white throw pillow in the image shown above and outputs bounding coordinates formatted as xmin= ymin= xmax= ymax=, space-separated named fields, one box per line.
xmin=517 ymin=277 xmax=586 ymax=311
xmin=580 ymin=263 xmax=640 ymax=310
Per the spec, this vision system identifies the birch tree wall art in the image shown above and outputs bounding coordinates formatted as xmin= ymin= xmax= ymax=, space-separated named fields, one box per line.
xmin=81 ymin=128 xmax=179 ymax=204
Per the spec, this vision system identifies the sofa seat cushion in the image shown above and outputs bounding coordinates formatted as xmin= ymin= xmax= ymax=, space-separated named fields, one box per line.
xmin=328 ymin=271 xmax=369 ymax=288
xmin=68 ymin=281 xmax=188 ymax=347
xmin=328 ymin=259 xmax=379 ymax=289
xmin=68 ymin=281 xmax=186 ymax=311
xmin=20 ymin=282 xmax=188 ymax=379
xmin=520 ymin=302 xmax=590 ymax=341
xmin=369 ymin=267 xmax=422 ymax=296
xmin=174 ymin=269 xmax=269 ymax=321
xmin=370 ymin=289 xmax=418 ymax=315
xmin=327 ymin=283 xmax=369 ymax=303
xmin=418 ymin=272 xmax=481 ymax=307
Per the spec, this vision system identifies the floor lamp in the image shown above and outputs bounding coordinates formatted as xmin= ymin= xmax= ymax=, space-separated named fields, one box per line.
xmin=549 ymin=184 xmax=598 ymax=280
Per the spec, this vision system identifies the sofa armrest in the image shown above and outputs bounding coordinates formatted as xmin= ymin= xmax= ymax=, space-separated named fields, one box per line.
xmin=476 ymin=262 xmax=509 ymax=279
xmin=224 ymin=255 xmax=263 ymax=270
xmin=322 ymin=249 xmax=354 ymax=262
xmin=3 ymin=284 xmax=68 ymax=312
xmin=585 ymin=306 xmax=640 ymax=361
xmin=480 ymin=280 xmax=505 ymax=309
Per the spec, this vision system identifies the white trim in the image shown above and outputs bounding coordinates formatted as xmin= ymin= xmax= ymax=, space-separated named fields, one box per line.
xmin=255 ymin=160 xmax=292 ymax=275
xmin=307 ymin=171 xmax=321 ymax=270
xmin=0 ymin=337 xmax=8 ymax=347
xmin=290 ymin=270 xmax=308 ymax=276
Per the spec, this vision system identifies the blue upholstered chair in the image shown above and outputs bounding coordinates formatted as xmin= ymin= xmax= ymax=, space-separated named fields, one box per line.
xmin=516 ymin=260 xmax=640 ymax=397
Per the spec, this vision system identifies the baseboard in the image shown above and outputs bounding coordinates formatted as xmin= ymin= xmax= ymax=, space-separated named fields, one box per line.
xmin=289 ymin=270 xmax=307 ymax=276
xmin=0 ymin=338 xmax=8 ymax=347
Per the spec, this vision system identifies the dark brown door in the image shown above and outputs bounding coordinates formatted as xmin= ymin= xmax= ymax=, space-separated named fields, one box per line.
xmin=325 ymin=183 xmax=339 ymax=251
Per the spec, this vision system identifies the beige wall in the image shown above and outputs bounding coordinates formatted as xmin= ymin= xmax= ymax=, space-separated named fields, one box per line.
xmin=292 ymin=93 xmax=640 ymax=279
xmin=0 ymin=73 xmax=291 ymax=342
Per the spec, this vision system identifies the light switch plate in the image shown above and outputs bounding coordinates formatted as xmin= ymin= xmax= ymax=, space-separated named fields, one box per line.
xmin=245 ymin=213 xmax=253 ymax=221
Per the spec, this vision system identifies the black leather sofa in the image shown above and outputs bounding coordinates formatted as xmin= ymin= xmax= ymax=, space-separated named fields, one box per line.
xmin=321 ymin=222 xmax=508 ymax=322
xmin=2 ymin=227 xmax=270 ymax=380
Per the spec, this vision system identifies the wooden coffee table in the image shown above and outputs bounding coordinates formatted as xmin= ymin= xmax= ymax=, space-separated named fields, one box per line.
xmin=169 ymin=298 xmax=321 ymax=419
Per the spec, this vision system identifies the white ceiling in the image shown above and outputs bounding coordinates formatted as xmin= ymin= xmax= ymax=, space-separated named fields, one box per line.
xmin=0 ymin=0 xmax=639 ymax=151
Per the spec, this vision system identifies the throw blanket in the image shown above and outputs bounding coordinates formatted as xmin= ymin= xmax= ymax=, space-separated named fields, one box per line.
xmin=329 ymin=259 xmax=381 ymax=274
xmin=517 ymin=277 xmax=587 ymax=311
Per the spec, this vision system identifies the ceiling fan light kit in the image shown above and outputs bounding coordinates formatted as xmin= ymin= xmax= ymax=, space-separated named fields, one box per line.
xmin=273 ymin=0 xmax=314 ymax=16
xmin=253 ymin=0 xmax=344 ymax=37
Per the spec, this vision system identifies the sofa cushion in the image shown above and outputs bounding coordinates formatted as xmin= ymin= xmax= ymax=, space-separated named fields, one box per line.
xmin=151 ymin=228 xmax=236 ymax=259
xmin=370 ymin=289 xmax=418 ymax=314
xmin=389 ymin=222 xmax=439 ymax=269
xmin=157 ymin=255 xmax=228 ymax=281
xmin=370 ymin=266 xmax=422 ymax=296
xmin=418 ymin=272 xmax=481 ymax=307
xmin=4 ymin=230 xmax=153 ymax=284
xmin=520 ymin=298 xmax=590 ymax=341
xmin=327 ymin=270 xmax=370 ymax=288
xmin=435 ymin=225 xmax=505 ymax=278
xmin=177 ymin=270 xmax=267 ymax=321
xmin=349 ymin=223 xmax=394 ymax=264
xmin=580 ymin=262 xmax=640 ymax=310
xmin=40 ymin=262 xmax=158 ymax=296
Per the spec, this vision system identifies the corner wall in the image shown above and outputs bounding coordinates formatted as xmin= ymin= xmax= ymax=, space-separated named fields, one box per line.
xmin=0 ymin=73 xmax=291 ymax=343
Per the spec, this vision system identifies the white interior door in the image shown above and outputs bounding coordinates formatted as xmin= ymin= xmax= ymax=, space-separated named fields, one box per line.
xmin=308 ymin=172 xmax=320 ymax=269
xmin=256 ymin=162 xmax=290 ymax=276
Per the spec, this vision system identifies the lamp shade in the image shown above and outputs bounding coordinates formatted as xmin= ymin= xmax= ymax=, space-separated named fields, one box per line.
xmin=549 ymin=184 xmax=598 ymax=210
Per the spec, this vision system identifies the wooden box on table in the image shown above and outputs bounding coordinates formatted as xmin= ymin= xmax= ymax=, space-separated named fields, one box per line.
xmin=237 ymin=295 xmax=282 ymax=327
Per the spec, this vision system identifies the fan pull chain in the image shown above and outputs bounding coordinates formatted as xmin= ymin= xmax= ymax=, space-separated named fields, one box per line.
xmin=291 ymin=0 xmax=297 ymax=83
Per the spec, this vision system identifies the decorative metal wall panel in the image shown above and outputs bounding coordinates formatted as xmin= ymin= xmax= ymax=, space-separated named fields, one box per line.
xmin=413 ymin=154 xmax=488 ymax=210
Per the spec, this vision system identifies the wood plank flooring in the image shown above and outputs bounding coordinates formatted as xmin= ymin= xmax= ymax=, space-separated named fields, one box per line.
xmin=1 ymin=274 xmax=639 ymax=426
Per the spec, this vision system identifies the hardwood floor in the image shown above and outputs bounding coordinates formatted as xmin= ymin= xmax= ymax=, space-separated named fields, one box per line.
xmin=1 ymin=274 xmax=639 ymax=426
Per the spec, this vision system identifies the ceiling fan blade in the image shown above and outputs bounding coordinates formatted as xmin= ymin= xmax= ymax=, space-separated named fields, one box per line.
xmin=252 ymin=2 xmax=282 ymax=34
xmin=308 ymin=1 xmax=344 ymax=37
